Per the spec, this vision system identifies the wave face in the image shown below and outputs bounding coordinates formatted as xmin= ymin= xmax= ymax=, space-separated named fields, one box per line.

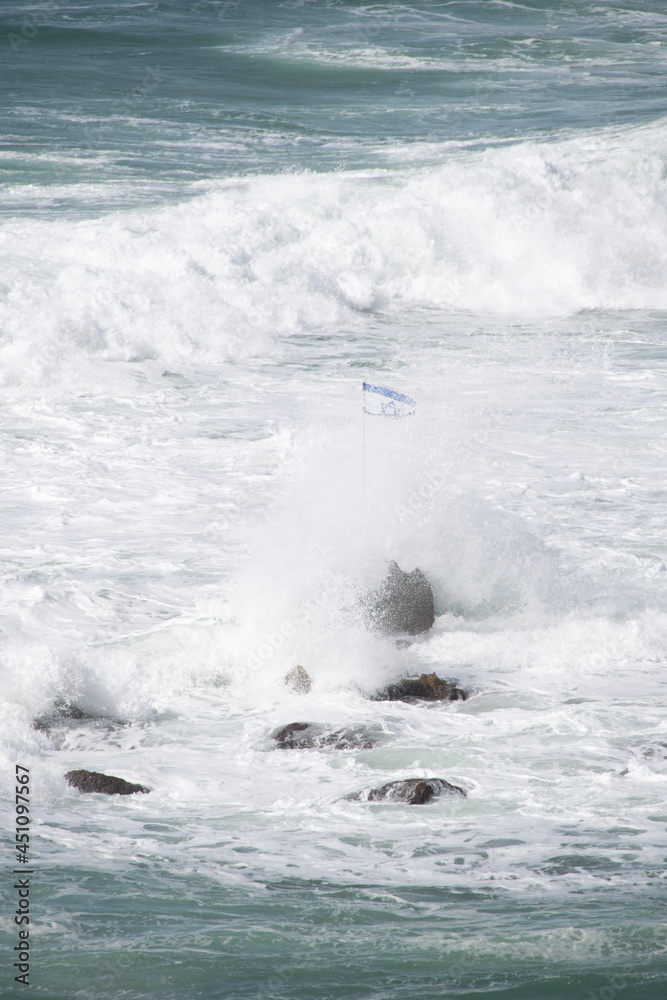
xmin=3 ymin=120 xmax=667 ymax=388
xmin=2 ymin=3 xmax=667 ymax=999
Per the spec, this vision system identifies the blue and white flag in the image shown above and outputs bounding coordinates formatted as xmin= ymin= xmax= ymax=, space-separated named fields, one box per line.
xmin=362 ymin=382 xmax=416 ymax=417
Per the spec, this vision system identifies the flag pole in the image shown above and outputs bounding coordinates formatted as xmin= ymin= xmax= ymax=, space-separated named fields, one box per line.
xmin=362 ymin=388 xmax=367 ymax=502
xmin=361 ymin=380 xmax=416 ymax=505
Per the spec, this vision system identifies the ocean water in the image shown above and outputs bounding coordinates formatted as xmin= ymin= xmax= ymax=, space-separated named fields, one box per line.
xmin=1 ymin=1 xmax=667 ymax=997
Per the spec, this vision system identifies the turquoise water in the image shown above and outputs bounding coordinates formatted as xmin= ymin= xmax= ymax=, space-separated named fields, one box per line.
xmin=2 ymin=2 xmax=667 ymax=998
xmin=29 ymin=869 xmax=667 ymax=998
xmin=4 ymin=0 xmax=667 ymax=201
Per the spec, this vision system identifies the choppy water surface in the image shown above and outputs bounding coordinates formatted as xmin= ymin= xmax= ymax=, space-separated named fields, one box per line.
xmin=1 ymin=2 xmax=667 ymax=998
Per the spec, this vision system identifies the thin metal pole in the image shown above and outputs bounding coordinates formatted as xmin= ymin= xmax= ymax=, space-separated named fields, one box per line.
xmin=362 ymin=396 xmax=367 ymax=502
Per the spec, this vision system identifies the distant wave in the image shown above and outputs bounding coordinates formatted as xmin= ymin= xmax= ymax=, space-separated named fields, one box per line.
xmin=2 ymin=119 xmax=667 ymax=386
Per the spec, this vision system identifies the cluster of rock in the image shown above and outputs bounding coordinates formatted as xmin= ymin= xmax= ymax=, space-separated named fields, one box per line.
xmin=274 ymin=661 xmax=468 ymax=802
xmin=31 ymin=701 xmax=148 ymax=796
xmin=40 ymin=561 xmax=467 ymax=802
xmin=272 ymin=562 xmax=468 ymax=804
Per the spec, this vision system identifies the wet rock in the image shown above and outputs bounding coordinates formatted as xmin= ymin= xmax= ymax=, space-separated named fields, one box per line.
xmin=32 ymin=699 xmax=92 ymax=733
xmin=642 ymin=742 xmax=667 ymax=760
xmin=65 ymin=769 xmax=150 ymax=795
xmin=272 ymin=722 xmax=377 ymax=750
xmin=272 ymin=722 xmax=311 ymax=746
xmin=284 ymin=665 xmax=312 ymax=694
xmin=364 ymin=560 xmax=435 ymax=636
xmin=348 ymin=777 xmax=466 ymax=804
xmin=32 ymin=699 xmax=127 ymax=749
xmin=372 ymin=671 xmax=468 ymax=702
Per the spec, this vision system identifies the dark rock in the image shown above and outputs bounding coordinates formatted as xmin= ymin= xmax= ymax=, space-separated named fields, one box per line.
xmin=65 ymin=769 xmax=150 ymax=795
xmin=324 ymin=728 xmax=377 ymax=750
xmin=364 ymin=560 xmax=435 ymax=636
xmin=372 ymin=671 xmax=468 ymax=702
xmin=348 ymin=777 xmax=466 ymax=804
xmin=273 ymin=722 xmax=311 ymax=746
xmin=33 ymin=699 xmax=92 ymax=732
xmin=284 ymin=665 xmax=312 ymax=694
xmin=53 ymin=700 xmax=90 ymax=720
xmin=32 ymin=699 xmax=127 ymax=750
xmin=642 ymin=742 xmax=667 ymax=760
xmin=272 ymin=722 xmax=377 ymax=750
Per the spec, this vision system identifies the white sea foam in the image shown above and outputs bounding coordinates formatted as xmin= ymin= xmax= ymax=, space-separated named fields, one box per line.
xmin=1 ymin=120 xmax=667 ymax=918
xmin=3 ymin=351 xmax=667 ymax=902
xmin=3 ymin=121 xmax=667 ymax=392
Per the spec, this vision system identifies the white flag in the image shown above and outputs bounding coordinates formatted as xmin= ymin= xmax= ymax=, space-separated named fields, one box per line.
xmin=362 ymin=382 xmax=416 ymax=417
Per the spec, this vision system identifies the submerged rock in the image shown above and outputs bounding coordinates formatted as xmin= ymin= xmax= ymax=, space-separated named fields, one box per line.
xmin=33 ymin=699 xmax=93 ymax=733
xmin=284 ymin=665 xmax=312 ymax=694
xmin=372 ymin=671 xmax=468 ymax=702
xmin=272 ymin=722 xmax=377 ymax=750
xmin=364 ymin=560 xmax=435 ymax=636
xmin=65 ymin=769 xmax=150 ymax=795
xmin=32 ymin=699 xmax=127 ymax=750
xmin=272 ymin=722 xmax=311 ymax=747
xmin=348 ymin=777 xmax=466 ymax=805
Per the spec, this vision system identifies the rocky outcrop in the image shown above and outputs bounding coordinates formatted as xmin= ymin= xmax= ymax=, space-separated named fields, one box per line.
xmin=272 ymin=722 xmax=377 ymax=750
xmin=372 ymin=671 xmax=468 ymax=702
xmin=364 ymin=561 xmax=435 ymax=636
xmin=272 ymin=722 xmax=311 ymax=746
xmin=65 ymin=770 xmax=150 ymax=795
xmin=284 ymin=665 xmax=312 ymax=693
xmin=348 ymin=777 xmax=466 ymax=804
xmin=32 ymin=700 xmax=125 ymax=750
xmin=33 ymin=700 xmax=93 ymax=733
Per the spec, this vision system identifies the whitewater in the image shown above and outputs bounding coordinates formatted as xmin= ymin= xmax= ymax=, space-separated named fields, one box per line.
xmin=1 ymin=1 xmax=667 ymax=998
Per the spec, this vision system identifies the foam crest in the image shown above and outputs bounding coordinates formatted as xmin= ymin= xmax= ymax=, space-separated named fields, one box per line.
xmin=3 ymin=121 xmax=667 ymax=388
